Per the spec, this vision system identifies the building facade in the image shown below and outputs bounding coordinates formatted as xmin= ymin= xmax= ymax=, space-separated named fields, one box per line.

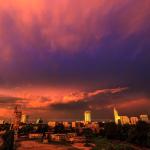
xmin=114 ymin=108 xmax=121 ymax=124
xmin=84 ymin=111 xmax=91 ymax=123
xmin=140 ymin=114 xmax=149 ymax=122
xmin=21 ymin=114 xmax=28 ymax=124
xmin=130 ymin=117 xmax=139 ymax=125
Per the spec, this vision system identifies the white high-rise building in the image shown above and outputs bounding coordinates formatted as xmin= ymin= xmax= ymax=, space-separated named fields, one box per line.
xmin=84 ymin=111 xmax=91 ymax=123
xmin=21 ymin=114 xmax=28 ymax=124
xmin=114 ymin=108 xmax=130 ymax=125
xmin=114 ymin=108 xmax=120 ymax=124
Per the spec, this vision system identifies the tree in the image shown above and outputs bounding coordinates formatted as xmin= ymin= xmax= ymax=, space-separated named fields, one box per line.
xmin=54 ymin=123 xmax=65 ymax=134
xmin=117 ymin=124 xmax=131 ymax=141
xmin=83 ymin=128 xmax=93 ymax=138
xmin=104 ymin=122 xmax=118 ymax=139
xmin=128 ymin=121 xmax=149 ymax=146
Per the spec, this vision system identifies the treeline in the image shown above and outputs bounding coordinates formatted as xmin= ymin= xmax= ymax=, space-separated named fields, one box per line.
xmin=0 ymin=130 xmax=14 ymax=150
xmin=100 ymin=121 xmax=150 ymax=148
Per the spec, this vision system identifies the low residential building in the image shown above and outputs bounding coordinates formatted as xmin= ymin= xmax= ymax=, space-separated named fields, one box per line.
xmin=48 ymin=121 xmax=56 ymax=128
xmin=50 ymin=134 xmax=66 ymax=142
xmin=72 ymin=122 xmax=76 ymax=128
xmin=29 ymin=133 xmax=43 ymax=139
xmin=0 ymin=120 xmax=4 ymax=125
xmin=140 ymin=114 xmax=149 ymax=122
xmin=63 ymin=122 xmax=70 ymax=128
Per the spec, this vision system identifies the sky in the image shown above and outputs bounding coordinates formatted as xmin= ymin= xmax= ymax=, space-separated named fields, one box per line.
xmin=0 ymin=0 xmax=150 ymax=121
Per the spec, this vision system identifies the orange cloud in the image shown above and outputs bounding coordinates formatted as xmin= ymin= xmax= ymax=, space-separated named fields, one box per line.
xmin=0 ymin=86 xmax=128 ymax=109
xmin=0 ymin=108 xmax=13 ymax=118
xmin=62 ymin=87 xmax=128 ymax=103
xmin=88 ymin=87 xmax=128 ymax=97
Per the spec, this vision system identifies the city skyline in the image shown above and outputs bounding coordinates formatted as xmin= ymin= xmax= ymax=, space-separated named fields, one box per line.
xmin=0 ymin=0 xmax=150 ymax=120
xmin=1 ymin=107 xmax=149 ymax=125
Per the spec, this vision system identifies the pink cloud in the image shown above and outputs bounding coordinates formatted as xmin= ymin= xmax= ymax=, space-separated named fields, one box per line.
xmin=0 ymin=0 xmax=149 ymax=55
xmin=0 ymin=86 xmax=128 ymax=109
xmin=0 ymin=0 xmax=149 ymax=119
xmin=62 ymin=87 xmax=128 ymax=103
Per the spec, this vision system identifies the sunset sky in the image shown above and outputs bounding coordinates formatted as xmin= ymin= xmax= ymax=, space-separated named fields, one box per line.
xmin=0 ymin=0 xmax=150 ymax=121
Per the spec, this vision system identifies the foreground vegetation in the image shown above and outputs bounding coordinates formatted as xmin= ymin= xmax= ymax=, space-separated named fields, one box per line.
xmin=96 ymin=121 xmax=150 ymax=149
xmin=0 ymin=121 xmax=150 ymax=149
xmin=0 ymin=130 xmax=14 ymax=150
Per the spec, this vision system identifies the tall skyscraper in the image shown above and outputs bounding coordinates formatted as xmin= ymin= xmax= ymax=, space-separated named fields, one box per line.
xmin=21 ymin=114 xmax=28 ymax=124
xmin=13 ymin=105 xmax=22 ymax=130
xmin=84 ymin=111 xmax=91 ymax=123
xmin=114 ymin=108 xmax=120 ymax=124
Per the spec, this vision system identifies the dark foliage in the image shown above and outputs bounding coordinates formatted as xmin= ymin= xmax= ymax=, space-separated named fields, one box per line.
xmin=127 ymin=121 xmax=150 ymax=146
xmin=100 ymin=121 xmax=150 ymax=148
xmin=1 ymin=130 xmax=14 ymax=150
xmin=54 ymin=123 xmax=65 ymax=134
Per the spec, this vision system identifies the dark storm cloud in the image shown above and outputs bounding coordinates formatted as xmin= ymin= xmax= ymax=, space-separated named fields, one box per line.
xmin=50 ymin=89 xmax=129 ymax=111
xmin=0 ymin=0 xmax=149 ymax=88
xmin=51 ymin=89 xmax=150 ymax=119
xmin=51 ymin=101 xmax=88 ymax=111
xmin=0 ymin=96 xmax=22 ymax=109
xmin=0 ymin=96 xmax=21 ymax=103
xmin=0 ymin=0 xmax=150 ymax=118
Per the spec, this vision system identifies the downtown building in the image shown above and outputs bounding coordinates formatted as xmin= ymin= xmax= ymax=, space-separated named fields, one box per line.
xmin=114 ymin=108 xmax=149 ymax=125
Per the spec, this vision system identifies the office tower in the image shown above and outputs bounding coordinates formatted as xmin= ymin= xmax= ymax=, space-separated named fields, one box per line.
xmin=84 ymin=111 xmax=91 ymax=123
xmin=13 ymin=105 xmax=22 ymax=130
xmin=140 ymin=114 xmax=149 ymax=122
xmin=130 ymin=117 xmax=139 ymax=125
xmin=114 ymin=108 xmax=120 ymax=124
xmin=120 ymin=116 xmax=130 ymax=125
xmin=21 ymin=114 xmax=28 ymax=124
